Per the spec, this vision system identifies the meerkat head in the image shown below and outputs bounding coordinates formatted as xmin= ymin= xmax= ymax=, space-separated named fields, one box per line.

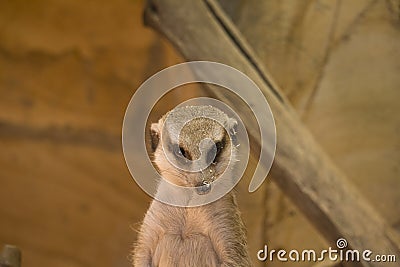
xmin=150 ymin=106 xmax=238 ymax=195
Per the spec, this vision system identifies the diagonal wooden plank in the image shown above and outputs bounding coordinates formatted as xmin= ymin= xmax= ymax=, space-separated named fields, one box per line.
xmin=143 ymin=0 xmax=400 ymax=266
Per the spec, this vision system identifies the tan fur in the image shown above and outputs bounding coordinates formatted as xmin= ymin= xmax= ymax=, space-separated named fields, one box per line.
xmin=133 ymin=106 xmax=251 ymax=267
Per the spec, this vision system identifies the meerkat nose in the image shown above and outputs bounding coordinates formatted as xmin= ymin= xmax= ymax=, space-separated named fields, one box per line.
xmin=195 ymin=180 xmax=212 ymax=195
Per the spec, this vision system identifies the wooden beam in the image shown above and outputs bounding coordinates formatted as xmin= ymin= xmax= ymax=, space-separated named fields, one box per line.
xmin=143 ymin=0 xmax=400 ymax=266
xmin=0 ymin=245 xmax=21 ymax=267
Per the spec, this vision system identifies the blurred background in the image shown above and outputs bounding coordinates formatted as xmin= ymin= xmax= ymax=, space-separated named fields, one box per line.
xmin=0 ymin=1 xmax=399 ymax=266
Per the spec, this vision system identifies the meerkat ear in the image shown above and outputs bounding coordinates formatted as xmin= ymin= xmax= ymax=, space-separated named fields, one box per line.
xmin=226 ymin=118 xmax=238 ymax=136
xmin=150 ymin=123 xmax=160 ymax=152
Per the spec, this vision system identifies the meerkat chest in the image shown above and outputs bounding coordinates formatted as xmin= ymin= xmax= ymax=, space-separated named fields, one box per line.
xmin=150 ymin=204 xmax=220 ymax=238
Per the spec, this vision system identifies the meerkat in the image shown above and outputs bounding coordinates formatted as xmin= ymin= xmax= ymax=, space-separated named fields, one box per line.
xmin=133 ymin=106 xmax=252 ymax=267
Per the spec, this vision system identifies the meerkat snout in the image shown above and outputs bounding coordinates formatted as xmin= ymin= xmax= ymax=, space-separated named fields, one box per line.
xmin=149 ymin=106 xmax=238 ymax=193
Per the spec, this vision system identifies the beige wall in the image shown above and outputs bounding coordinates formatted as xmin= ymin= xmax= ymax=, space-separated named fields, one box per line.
xmin=0 ymin=1 xmax=184 ymax=266
xmin=226 ymin=1 xmax=400 ymax=266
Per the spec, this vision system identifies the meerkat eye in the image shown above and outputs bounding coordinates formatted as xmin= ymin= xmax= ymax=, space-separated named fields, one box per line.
xmin=215 ymin=141 xmax=224 ymax=155
xmin=179 ymin=146 xmax=191 ymax=160
xmin=172 ymin=145 xmax=183 ymax=158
